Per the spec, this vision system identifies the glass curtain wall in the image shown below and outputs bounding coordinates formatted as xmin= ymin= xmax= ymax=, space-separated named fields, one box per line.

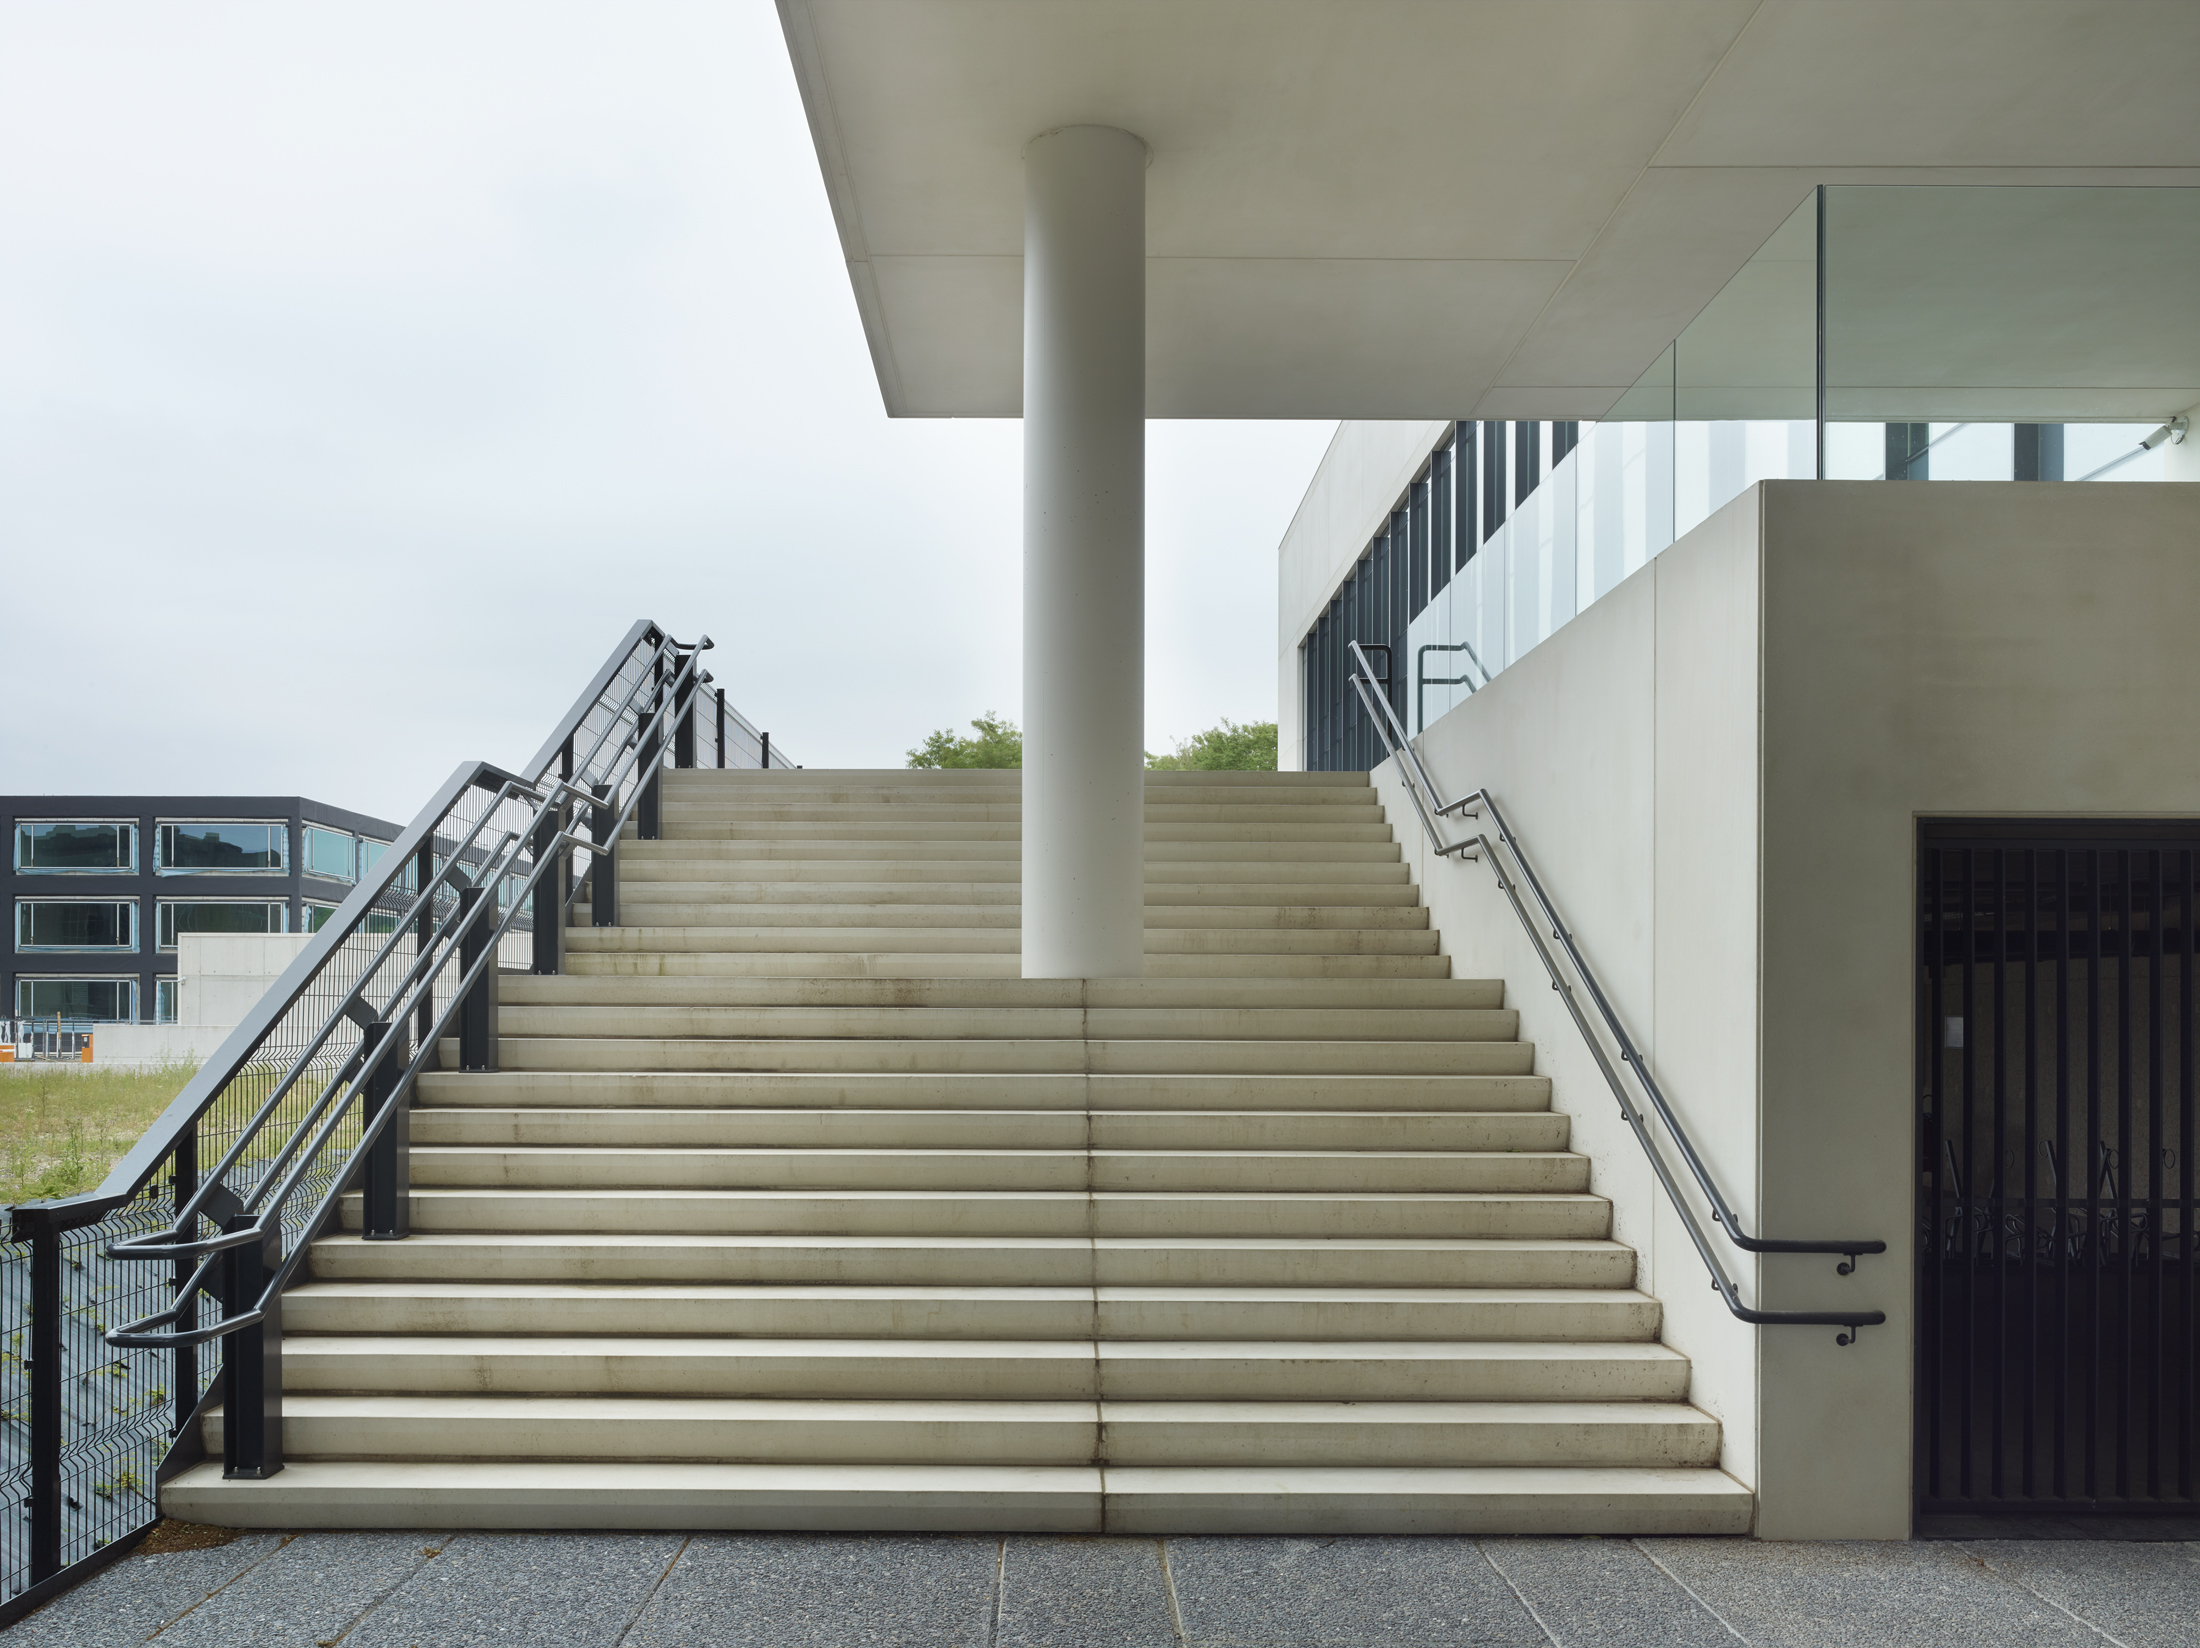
xmin=1303 ymin=185 xmax=2200 ymax=765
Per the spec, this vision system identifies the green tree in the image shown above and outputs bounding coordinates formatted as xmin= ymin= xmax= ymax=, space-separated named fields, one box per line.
xmin=1147 ymin=718 xmax=1278 ymax=771
xmin=907 ymin=712 xmax=1023 ymax=768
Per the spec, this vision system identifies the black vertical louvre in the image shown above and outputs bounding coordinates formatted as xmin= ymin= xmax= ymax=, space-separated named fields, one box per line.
xmin=1482 ymin=422 xmax=1507 ymax=538
xmin=1456 ymin=422 xmax=1477 ymax=569
xmin=1409 ymin=480 xmax=1431 ymax=618
xmin=1431 ymin=442 xmax=1454 ymax=596
xmin=1552 ymin=420 xmax=1580 ymax=465
xmin=1515 ymin=419 xmax=1541 ymax=504
xmin=1918 ymin=821 xmax=2197 ymax=1526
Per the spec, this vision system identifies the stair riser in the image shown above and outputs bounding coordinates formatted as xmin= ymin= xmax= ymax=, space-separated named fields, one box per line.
xmin=618 ymin=841 xmax=1404 ymax=863
xmin=283 ymin=1295 xmax=1659 ymax=1341
xmin=496 ymin=977 xmax=1502 ymax=1010
xmin=477 ymin=1040 xmax=1534 ymax=1075
xmin=404 ymin=1149 xmax=1591 ymax=1195
xmin=652 ymin=824 xmax=1397 ymax=843
xmin=563 ymin=953 xmax=1457 ymax=979
xmin=411 ymin=1072 xmax=1556 ymax=1112
xmin=557 ymin=929 xmax=1444 ymax=954
xmin=341 ymin=1192 xmax=1612 ymax=1239
xmin=491 ymin=1007 xmax=1514 ymax=1043
xmin=308 ymin=1241 xmax=1637 ymax=1289
xmin=208 ymin=1414 xmax=1717 ymax=1470
xmin=591 ymin=905 xmax=1432 ymax=931
xmin=281 ymin=1345 xmax=1690 ymax=1402
xmin=408 ymin=1112 xmax=1570 ymax=1152
xmin=651 ymin=805 xmax=1386 ymax=825
xmin=601 ymin=882 xmax=1426 ymax=907
xmin=619 ymin=863 xmax=1413 ymax=885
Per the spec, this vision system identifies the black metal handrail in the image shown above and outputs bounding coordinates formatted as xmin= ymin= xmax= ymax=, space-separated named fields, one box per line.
xmin=1346 ymin=640 xmax=1885 ymax=1345
xmin=0 ymin=620 xmax=787 ymax=1621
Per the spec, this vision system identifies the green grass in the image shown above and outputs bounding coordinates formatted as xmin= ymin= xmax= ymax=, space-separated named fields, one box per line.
xmin=0 ymin=1063 xmax=195 ymax=1208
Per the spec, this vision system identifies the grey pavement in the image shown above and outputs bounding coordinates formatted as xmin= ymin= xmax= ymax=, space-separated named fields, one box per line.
xmin=5 ymin=1530 xmax=2197 ymax=1647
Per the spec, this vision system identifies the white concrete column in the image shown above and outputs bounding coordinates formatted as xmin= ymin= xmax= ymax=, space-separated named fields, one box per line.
xmin=1022 ymin=125 xmax=1146 ymax=979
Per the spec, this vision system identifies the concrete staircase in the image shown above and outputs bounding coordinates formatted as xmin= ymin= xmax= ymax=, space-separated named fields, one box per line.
xmin=167 ymin=768 xmax=1751 ymax=1534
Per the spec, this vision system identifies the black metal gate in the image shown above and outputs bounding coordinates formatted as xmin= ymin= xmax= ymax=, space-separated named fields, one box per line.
xmin=1918 ymin=823 xmax=2197 ymax=1523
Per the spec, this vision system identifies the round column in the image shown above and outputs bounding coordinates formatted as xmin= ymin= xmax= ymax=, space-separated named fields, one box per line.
xmin=1022 ymin=125 xmax=1147 ymax=979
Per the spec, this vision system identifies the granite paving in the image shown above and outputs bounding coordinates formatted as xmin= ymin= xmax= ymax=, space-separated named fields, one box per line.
xmin=5 ymin=1529 xmax=2194 ymax=1646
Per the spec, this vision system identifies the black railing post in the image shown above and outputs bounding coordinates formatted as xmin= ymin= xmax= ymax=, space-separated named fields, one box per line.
xmin=673 ymin=667 xmax=696 ymax=771
xmin=413 ymin=842 xmax=436 ymax=1054
xmin=638 ymin=691 xmax=663 ymax=843
xmin=27 ymin=1211 xmax=62 ymax=1583
xmin=220 ymin=1218 xmax=281 ymax=1479
xmin=531 ymin=804 xmax=565 ymax=976
xmin=760 ymin=731 xmax=771 ymax=771
xmin=359 ymin=1019 xmax=412 ymax=1239
xmin=172 ymin=1130 xmax=197 ymax=1442
xmin=457 ymin=887 xmax=496 ymax=1071
xmin=715 ymin=688 xmax=726 ymax=770
xmin=590 ymin=782 xmax=617 ymax=927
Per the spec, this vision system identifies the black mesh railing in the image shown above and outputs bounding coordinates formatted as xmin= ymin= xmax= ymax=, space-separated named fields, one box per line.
xmin=0 ymin=619 xmax=782 ymax=1621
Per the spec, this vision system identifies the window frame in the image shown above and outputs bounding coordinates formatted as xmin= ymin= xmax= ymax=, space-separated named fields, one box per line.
xmin=302 ymin=825 xmax=357 ymax=885
xmin=14 ymin=975 xmax=138 ymax=1023
xmin=156 ymin=897 xmax=289 ymax=952
xmin=156 ymin=819 xmax=290 ymax=876
xmin=12 ymin=819 xmax=138 ymax=875
xmin=15 ymin=897 xmax=139 ymax=953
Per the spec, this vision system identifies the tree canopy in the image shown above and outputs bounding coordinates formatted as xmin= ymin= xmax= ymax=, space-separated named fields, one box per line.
xmin=906 ymin=712 xmax=1023 ymax=768
xmin=905 ymin=713 xmax=1278 ymax=771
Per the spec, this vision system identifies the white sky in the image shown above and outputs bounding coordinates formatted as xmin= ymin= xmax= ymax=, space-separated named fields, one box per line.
xmin=0 ymin=1 xmax=1334 ymax=825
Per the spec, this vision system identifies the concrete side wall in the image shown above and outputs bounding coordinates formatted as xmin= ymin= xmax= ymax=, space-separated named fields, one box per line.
xmin=1380 ymin=476 xmax=2200 ymax=1538
xmin=1754 ymin=478 xmax=2200 ymax=1537
xmin=1276 ymin=420 xmax=1451 ymax=768
xmin=1371 ymin=485 xmax=1769 ymax=1504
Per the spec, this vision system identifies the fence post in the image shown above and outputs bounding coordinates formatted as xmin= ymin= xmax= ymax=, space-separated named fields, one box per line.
xmin=27 ymin=1211 xmax=61 ymax=1582
xmin=673 ymin=668 xmax=696 ymax=771
xmin=412 ymin=842 xmax=436 ymax=1054
xmin=638 ymin=688 xmax=663 ymax=842
xmin=531 ymin=803 xmax=565 ymax=976
xmin=172 ymin=1130 xmax=198 ymax=1443
xmin=715 ymin=688 xmax=726 ymax=770
xmin=359 ymin=1019 xmax=411 ymax=1239
xmin=590 ymin=782 xmax=618 ymax=927
xmin=457 ymin=887 xmax=496 ymax=1071
xmin=220 ymin=1219 xmax=282 ymax=1479
xmin=761 ymin=731 xmax=771 ymax=771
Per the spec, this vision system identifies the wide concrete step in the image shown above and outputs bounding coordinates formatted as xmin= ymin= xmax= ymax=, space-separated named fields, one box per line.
xmin=496 ymin=975 xmax=1503 ymax=1010
xmin=619 ymin=860 xmax=1413 ymax=885
xmin=664 ymin=768 xmax=1370 ymax=789
xmin=215 ymin=1395 xmax=1718 ymax=1469
xmin=618 ymin=839 xmax=1404 ymax=864
xmin=562 ymin=951 xmax=1459 ymax=979
xmin=281 ymin=1283 xmax=1660 ymax=1341
xmin=490 ymin=1005 xmax=1512 ymax=1043
xmin=341 ymin=1188 xmax=1610 ymax=1239
xmin=656 ymin=800 xmax=1385 ymax=823
xmin=562 ymin=927 xmax=1444 ymax=956
xmin=308 ymin=1233 xmax=1638 ymax=1288
xmin=653 ymin=822 xmax=1396 ymax=843
xmin=411 ymin=1070 xmax=1556 ymax=1113
xmin=408 ymin=1108 xmax=1569 ymax=1153
xmin=404 ymin=1145 xmax=1590 ymax=1194
xmin=589 ymin=902 xmax=1431 ymax=930
xmin=472 ymin=1036 xmax=1533 ymax=1075
xmin=162 ymin=1458 xmax=1752 ymax=1535
xmin=599 ymin=880 xmax=1425 ymax=908
xmin=279 ymin=1334 xmax=1682 ymax=1400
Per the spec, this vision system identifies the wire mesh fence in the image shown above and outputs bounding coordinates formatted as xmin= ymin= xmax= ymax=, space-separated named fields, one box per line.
xmin=1 ymin=620 xmax=770 ymax=1617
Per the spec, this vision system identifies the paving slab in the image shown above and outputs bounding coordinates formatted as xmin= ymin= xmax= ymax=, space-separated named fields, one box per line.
xmin=1637 ymin=1538 xmax=2106 ymax=1648
xmin=622 ymin=1532 xmax=1000 ymax=1647
xmin=336 ymin=1531 xmax=685 ymax=1648
xmin=4 ymin=1532 xmax=285 ymax=1647
xmin=997 ymin=1536 xmax=1180 ymax=1648
xmin=148 ymin=1530 xmax=452 ymax=1648
xmin=1479 ymin=1538 xmax=1733 ymax=1647
xmin=1970 ymin=1539 xmax=2200 ymax=1648
xmin=1166 ymin=1535 xmax=1547 ymax=1646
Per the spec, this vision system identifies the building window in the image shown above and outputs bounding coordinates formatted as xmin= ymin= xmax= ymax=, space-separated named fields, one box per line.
xmin=13 ymin=820 xmax=136 ymax=874
xmin=1431 ymin=441 xmax=1454 ymax=596
xmin=15 ymin=976 xmax=136 ymax=1022
xmin=303 ymin=826 xmax=356 ymax=884
xmin=358 ymin=838 xmax=392 ymax=881
xmin=16 ymin=899 xmax=137 ymax=952
xmin=1515 ymin=419 xmax=1541 ymax=504
xmin=157 ymin=899 xmax=286 ymax=951
xmin=1552 ymin=421 xmax=1580 ymax=465
xmin=158 ymin=821 xmax=287 ymax=874
xmin=302 ymin=901 xmax=341 ymax=933
xmin=1482 ymin=421 xmax=1507 ymax=538
xmin=155 ymin=978 xmax=179 ymax=1024
xmin=1455 ymin=422 xmax=1478 ymax=568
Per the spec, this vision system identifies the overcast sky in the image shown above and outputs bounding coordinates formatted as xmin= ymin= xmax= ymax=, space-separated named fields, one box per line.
xmin=0 ymin=1 xmax=1334 ymax=825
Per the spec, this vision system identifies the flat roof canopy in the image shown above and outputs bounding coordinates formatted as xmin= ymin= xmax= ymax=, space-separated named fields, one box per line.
xmin=779 ymin=0 xmax=2200 ymax=420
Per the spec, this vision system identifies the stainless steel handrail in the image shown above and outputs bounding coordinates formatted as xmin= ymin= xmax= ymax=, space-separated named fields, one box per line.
xmin=1346 ymin=641 xmax=1885 ymax=1343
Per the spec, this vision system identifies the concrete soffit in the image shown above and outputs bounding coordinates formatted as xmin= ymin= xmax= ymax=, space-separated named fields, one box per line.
xmin=776 ymin=0 xmax=2200 ymax=423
